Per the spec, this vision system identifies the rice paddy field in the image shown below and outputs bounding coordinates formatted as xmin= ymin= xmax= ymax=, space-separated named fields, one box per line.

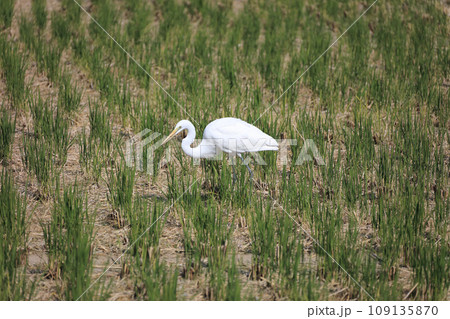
xmin=0 ymin=0 xmax=449 ymax=301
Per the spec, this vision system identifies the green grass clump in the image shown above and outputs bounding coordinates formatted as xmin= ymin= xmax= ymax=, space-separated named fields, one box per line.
xmin=249 ymin=200 xmax=277 ymax=280
xmin=0 ymin=170 xmax=35 ymax=300
xmin=225 ymin=252 xmax=241 ymax=301
xmin=32 ymin=0 xmax=47 ymax=31
xmin=29 ymin=94 xmax=53 ymax=139
xmin=127 ymin=197 xmax=177 ymax=300
xmin=0 ymin=110 xmax=16 ymax=162
xmin=127 ymin=197 xmax=165 ymax=256
xmin=51 ymin=12 xmax=71 ymax=48
xmin=22 ymin=135 xmax=55 ymax=193
xmin=89 ymin=0 xmax=118 ymax=40
xmin=78 ymin=128 xmax=104 ymax=184
xmin=41 ymin=183 xmax=98 ymax=300
xmin=80 ymin=98 xmax=122 ymax=183
xmin=125 ymin=1 xmax=151 ymax=44
xmin=29 ymin=95 xmax=72 ymax=165
xmin=62 ymin=0 xmax=81 ymax=26
xmin=58 ymin=73 xmax=82 ymax=113
xmin=22 ymin=94 xmax=71 ymax=191
xmin=51 ymin=107 xmax=72 ymax=166
xmin=275 ymin=215 xmax=312 ymax=300
xmin=133 ymin=256 xmax=178 ymax=301
xmin=177 ymin=196 xmax=234 ymax=299
xmin=89 ymin=100 xmax=113 ymax=152
xmin=0 ymin=0 xmax=15 ymax=30
xmin=106 ymin=162 xmax=135 ymax=227
xmin=0 ymin=37 xmax=27 ymax=108
xmin=18 ymin=15 xmax=35 ymax=50
xmin=34 ymin=41 xmax=63 ymax=83
xmin=19 ymin=15 xmax=63 ymax=83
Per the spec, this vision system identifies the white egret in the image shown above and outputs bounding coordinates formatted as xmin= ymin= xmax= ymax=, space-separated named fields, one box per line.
xmin=161 ymin=117 xmax=278 ymax=180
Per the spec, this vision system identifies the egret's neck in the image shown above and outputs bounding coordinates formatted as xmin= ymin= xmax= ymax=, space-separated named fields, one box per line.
xmin=181 ymin=122 xmax=199 ymax=158
xmin=181 ymin=122 xmax=216 ymax=159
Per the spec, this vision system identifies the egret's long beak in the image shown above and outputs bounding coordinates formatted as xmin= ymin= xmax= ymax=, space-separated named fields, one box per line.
xmin=161 ymin=127 xmax=181 ymax=145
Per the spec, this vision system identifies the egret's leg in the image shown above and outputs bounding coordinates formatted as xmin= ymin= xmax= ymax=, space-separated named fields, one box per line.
xmin=229 ymin=154 xmax=237 ymax=185
xmin=232 ymin=164 xmax=237 ymax=184
xmin=237 ymin=154 xmax=253 ymax=180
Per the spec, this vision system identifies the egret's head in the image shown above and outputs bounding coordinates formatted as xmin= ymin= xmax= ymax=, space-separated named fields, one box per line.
xmin=161 ymin=120 xmax=190 ymax=145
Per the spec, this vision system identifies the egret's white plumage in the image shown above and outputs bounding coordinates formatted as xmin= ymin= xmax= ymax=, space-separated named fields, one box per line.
xmin=161 ymin=117 xmax=278 ymax=178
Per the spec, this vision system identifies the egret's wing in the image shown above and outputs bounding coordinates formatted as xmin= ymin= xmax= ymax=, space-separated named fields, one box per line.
xmin=203 ymin=118 xmax=278 ymax=153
